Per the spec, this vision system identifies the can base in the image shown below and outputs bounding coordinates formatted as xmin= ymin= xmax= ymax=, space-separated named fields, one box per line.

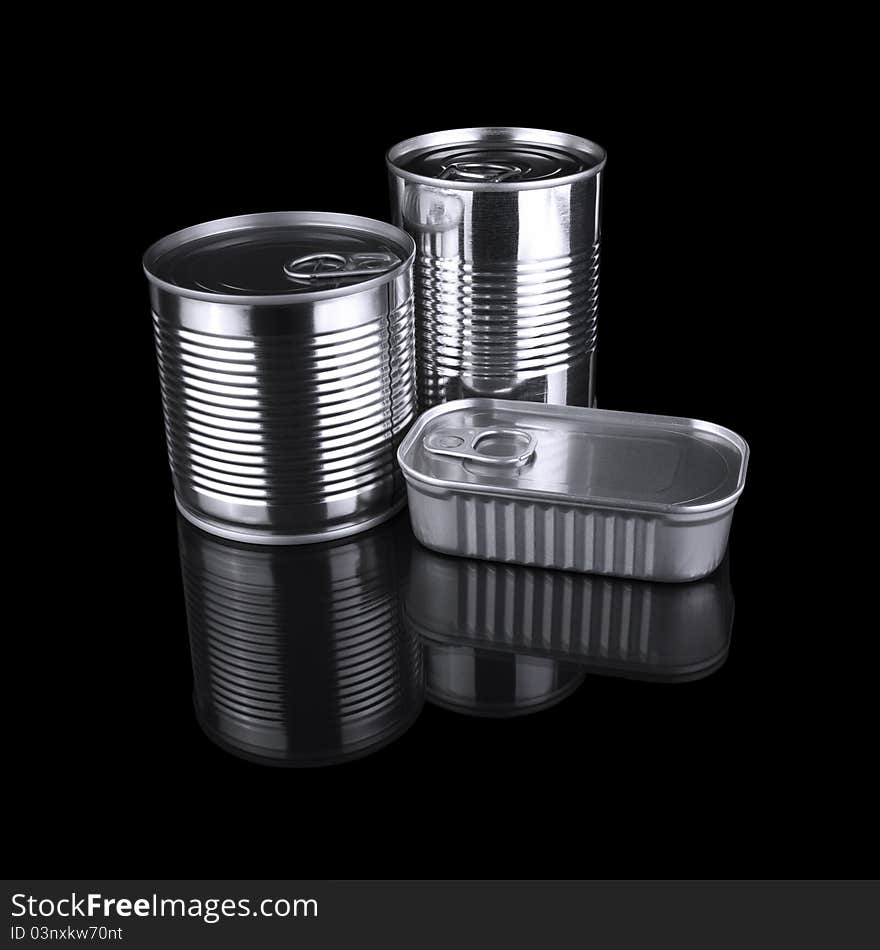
xmin=174 ymin=495 xmax=407 ymax=546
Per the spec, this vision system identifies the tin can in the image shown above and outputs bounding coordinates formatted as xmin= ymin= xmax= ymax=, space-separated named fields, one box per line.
xmin=178 ymin=513 xmax=424 ymax=767
xmin=398 ymin=399 xmax=749 ymax=582
xmin=144 ymin=212 xmax=416 ymax=544
xmin=387 ymin=128 xmax=605 ymax=410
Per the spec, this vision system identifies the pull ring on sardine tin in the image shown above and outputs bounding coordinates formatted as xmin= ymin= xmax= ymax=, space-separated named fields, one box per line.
xmin=424 ymin=428 xmax=537 ymax=466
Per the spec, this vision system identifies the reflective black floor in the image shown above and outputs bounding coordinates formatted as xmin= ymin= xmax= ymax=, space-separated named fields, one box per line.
xmin=178 ymin=510 xmax=734 ymax=767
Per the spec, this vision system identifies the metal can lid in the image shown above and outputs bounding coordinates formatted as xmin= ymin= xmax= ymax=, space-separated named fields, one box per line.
xmin=144 ymin=212 xmax=415 ymax=304
xmin=399 ymin=400 xmax=749 ymax=516
xmin=387 ymin=127 xmax=605 ymax=190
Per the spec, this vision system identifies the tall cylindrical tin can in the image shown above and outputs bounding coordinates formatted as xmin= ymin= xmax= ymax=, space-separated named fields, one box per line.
xmin=144 ymin=212 xmax=416 ymax=545
xmin=178 ymin=513 xmax=424 ymax=767
xmin=387 ymin=128 xmax=605 ymax=410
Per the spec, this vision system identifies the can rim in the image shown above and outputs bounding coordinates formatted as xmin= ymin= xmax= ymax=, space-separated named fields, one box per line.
xmin=386 ymin=127 xmax=606 ymax=191
xmin=143 ymin=211 xmax=416 ymax=305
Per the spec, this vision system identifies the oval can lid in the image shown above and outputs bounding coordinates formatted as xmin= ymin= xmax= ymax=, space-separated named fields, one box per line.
xmin=387 ymin=127 xmax=606 ymax=190
xmin=143 ymin=212 xmax=415 ymax=304
xmin=398 ymin=399 xmax=749 ymax=516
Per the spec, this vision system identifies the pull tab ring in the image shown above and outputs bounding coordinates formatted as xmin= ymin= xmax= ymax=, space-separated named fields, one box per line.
xmin=439 ymin=161 xmax=527 ymax=183
xmin=283 ymin=251 xmax=401 ymax=282
xmin=424 ymin=427 xmax=537 ymax=466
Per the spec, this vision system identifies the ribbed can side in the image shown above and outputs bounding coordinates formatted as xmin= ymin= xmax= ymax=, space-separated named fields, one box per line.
xmin=405 ymin=487 xmax=736 ymax=583
xmin=154 ymin=295 xmax=415 ymax=541
xmin=414 ymin=243 xmax=599 ymax=408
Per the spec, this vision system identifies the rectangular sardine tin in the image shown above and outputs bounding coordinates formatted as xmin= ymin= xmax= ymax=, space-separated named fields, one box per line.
xmin=398 ymin=399 xmax=749 ymax=582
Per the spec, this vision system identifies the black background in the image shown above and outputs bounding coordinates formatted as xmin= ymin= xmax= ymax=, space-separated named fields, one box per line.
xmin=14 ymin=79 xmax=865 ymax=880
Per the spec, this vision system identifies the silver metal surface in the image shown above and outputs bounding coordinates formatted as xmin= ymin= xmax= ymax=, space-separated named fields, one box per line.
xmin=144 ymin=212 xmax=416 ymax=544
xmin=406 ymin=544 xmax=733 ymax=681
xmin=387 ymin=128 xmax=605 ymax=410
xmin=399 ymin=399 xmax=749 ymax=582
xmin=178 ymin=513 xmax=424 ymax=767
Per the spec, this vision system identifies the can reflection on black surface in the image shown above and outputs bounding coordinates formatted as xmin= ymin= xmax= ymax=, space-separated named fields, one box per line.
xmin=425 ymin=643 xmax=586 ymax=718
xmin=406 ymin=542 xmax=734 ymax=683
xmin=177 ymin=513 xmax=423 ymax=766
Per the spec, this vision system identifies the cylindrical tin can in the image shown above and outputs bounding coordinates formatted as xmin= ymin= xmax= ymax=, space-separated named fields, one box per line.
xmin=387 ymin=128 xmax=605 ymax=410
xmin=144 ymin=212 xmax=416 ymax=545
xmin=178 ymin=512 xmax=424 ymax=767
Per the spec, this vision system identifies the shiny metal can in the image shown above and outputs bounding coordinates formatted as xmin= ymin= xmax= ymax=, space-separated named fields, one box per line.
xmin=387 ymin=128 xmax=605 ymax=410
xmin=144 ymin=212 xmax=416 ymax=544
